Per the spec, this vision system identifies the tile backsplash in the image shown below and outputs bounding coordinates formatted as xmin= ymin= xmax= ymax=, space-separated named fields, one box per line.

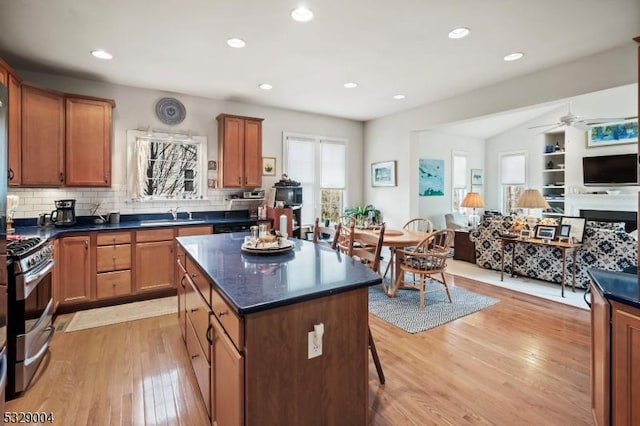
xmin=8 ymin=185 xmax=245 ymax=218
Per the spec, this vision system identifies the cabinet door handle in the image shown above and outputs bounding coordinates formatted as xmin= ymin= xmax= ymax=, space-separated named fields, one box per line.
xmin=8 ymin=169 xmax=14 ymax=181
xmin=206 ymin=323 xmax=213 ymax=344
xmin=190 ymin=308 xmax=198 ymax=313
xmin=217 ymin=310 xmax=228 ymax=317
xmin=191 ymin=354 xmax=199 ymax=359
xmin=104 ymin=175 xmax=108 ymax=182
xmin=60 ymin=172 xmax=64 ymax=182
xmin=244 ymin=177 xmax=247 ymax=185
xmin=84 ymin=240 xmax=89 ymax=249
xmin=238 ymin=177 xmax=241 ymax=184
xmin=191 ymin=273 xmax=198 ymax=279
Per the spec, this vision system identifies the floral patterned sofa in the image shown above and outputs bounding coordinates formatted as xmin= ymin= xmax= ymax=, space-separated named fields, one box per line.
xmin=469 ymin=215 xmax=637 ymax=289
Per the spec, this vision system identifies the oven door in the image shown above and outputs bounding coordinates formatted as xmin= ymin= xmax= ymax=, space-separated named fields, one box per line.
xmin=15 ymin=260 xmax=54 ymax=393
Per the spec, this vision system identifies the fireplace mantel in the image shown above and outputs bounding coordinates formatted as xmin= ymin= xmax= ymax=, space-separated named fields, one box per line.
xmin=565 ymin=194 xmax=638 ymax=216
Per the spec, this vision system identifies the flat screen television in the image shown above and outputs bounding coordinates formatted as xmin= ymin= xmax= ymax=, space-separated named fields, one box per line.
xmin=582 ymin=153 xmax=638 ymax=186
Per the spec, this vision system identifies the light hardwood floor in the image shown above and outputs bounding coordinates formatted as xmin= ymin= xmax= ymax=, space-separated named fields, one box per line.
xmin=6 ymin=275 xmax=591 ymax=425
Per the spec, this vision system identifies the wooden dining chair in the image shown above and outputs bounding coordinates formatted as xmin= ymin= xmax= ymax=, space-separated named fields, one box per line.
xmin=312 ymin=218 xmax=339 ymax=249
xmin=394 ymin=229 xmax=455 ymax=309
xmin=349 ymin=224 xmax=386 ymax=384
xmin=402 ymin=218 xmax=434 ymax=233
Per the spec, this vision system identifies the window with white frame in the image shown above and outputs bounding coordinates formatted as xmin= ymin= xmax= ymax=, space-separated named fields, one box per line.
xmin=127 ymin=130 xmax=207 ymax=200
xmin=283 ymin=133 xmax=347 ymax=227
xmin=499 ymin=151 xmax=526 ymax=213
xmin=452 ymin=152 xmax=468 ymax=212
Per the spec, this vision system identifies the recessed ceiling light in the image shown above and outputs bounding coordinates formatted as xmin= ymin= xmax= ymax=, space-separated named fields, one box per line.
xmin=291 ymin=7 xmax=314 ymax=22
xmin=504 ymin=52 xmax=524 ymax=62
xmin=259 ymin=83 xmax=273 ymax=90
xmin=393 ymin=94 xmax=406 ymax=100
xmin=448 ymin=27 xmax=470 ymax=39
xmin=90 ymin=49 xmax=113 ymax=60
xmin=343 ymin=82 xmax=358 ymax=89
xmin=226 ymin=38 xmax=246 ymax=48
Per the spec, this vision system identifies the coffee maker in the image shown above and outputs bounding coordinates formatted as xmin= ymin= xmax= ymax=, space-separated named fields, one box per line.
xmin=51 ymin=199 xmax=76 ymax=226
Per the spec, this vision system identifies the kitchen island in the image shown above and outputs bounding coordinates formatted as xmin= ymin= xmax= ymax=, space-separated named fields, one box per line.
xmin=176 ymin=232 xmax=382 ymax=426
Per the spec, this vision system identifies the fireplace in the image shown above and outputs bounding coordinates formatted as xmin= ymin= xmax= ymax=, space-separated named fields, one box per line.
xmin=580 ymin=209 xmax=637 ymax=232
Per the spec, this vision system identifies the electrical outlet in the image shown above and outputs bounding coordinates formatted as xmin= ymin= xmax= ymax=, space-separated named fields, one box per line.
xmin=308 ymin=331 xmax=322 ymax=359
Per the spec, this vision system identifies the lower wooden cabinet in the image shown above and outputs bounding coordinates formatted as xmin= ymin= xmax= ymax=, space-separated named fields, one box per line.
xmin=212 ymin=315 xmax=244 ymax=426
xmin=186 ymin=314 xmax=211 ymax=415
xmin=135 ymin=240 xmax=175 ymax=292
xmin=591 ymin=283 xmax=640 ymax=426
xmin=56 ymin=235 xmax=92 ymax=305
xmin=96 ymin=270 xmax=131 ymax=299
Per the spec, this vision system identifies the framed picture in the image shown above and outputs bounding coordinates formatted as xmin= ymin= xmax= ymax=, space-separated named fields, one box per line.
xmin=418 ymin=158 xmax=444 ymax=196
xmin=558 ymin=224 xmax=572 ymax=238
xmin=262 ymin=157 xmax=276 ymax=176
xmin=535 ymin=225 xmax=557 ymax=240
xmin=520 ymin=229 xmax=532 ymax=239
xmin=587 ymin=118 xmax=638 ymax=148
xmin=560 ymin=216 xmax=587 ymax=243
xmin=371 ymin=161 xmax=397 ymax=187
xmin=207 ymin=160 xmax=217 ymax=171
xmin=471 ymin=168 xmax=483 ymax=185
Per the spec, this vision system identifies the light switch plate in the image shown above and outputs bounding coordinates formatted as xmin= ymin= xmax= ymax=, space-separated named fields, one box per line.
xmin=308 ymin=331 xmax=322 ymax=359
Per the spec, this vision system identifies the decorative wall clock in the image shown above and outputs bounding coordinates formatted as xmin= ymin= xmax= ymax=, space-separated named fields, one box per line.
xmin=155 ymin=97 xmax=186 ymax=125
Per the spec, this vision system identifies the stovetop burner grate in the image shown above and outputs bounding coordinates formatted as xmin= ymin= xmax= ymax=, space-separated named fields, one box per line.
xmin=7 ymin=237 xmax=43 ymax=257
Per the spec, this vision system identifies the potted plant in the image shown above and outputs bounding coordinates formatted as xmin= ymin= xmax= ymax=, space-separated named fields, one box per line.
xmin=344 ymin=204 xmax=382 ymax=228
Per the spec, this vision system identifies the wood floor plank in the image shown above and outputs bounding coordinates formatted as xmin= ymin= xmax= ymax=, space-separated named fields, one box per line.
xmin=5 ymin=274 xmax=591 ymax=425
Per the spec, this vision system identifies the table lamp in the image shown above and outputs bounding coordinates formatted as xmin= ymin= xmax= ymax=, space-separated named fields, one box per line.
xmin=516 ymin=189 xmax=550 ymax=232
xmin=460 ymin=192 xmax=484 ymax=229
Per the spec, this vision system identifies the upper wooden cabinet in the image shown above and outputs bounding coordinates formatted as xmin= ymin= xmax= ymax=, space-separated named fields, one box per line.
xmin=217 ymin=113 xmax=263 ymax=188
xmin=65 ymin=95 xmax=114 ymax=186
xmin=20 ymin=85 xmax=115 ymax=187
xmin=21 ymin=83 xmax=65 ymax=186
xmin=1 ymin=58 xmax=23 ymax=185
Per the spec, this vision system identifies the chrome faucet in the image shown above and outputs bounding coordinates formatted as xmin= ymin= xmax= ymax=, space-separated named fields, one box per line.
xmin=168 ymin=207 xmax=180 ymax=220
xmin=186 ymin=210 xmax=193 ymax=220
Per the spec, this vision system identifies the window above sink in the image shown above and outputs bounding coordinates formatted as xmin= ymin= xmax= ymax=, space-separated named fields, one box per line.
xmin=127 ymin=129 xmax=207 ymax=201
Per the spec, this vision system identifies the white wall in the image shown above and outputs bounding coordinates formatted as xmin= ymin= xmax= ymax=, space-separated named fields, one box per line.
xmin=364 ymin=43 xmax=637 ymax=227
xmin=409 ymin=131 xmax=484 ymax=228
xmin=10 ymin=71 xmax=364 ymax=219
xmin=484 ymin=84 xmax=638 ymax=211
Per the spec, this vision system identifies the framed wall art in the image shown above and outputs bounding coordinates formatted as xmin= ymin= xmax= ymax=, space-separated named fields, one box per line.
xmin=471 ymin=168 xmax=483 ymax=185
xmin=262 ymin=157 xmax=276 ymax=176
xmin=371 ymin=161 xmax=397 ymax=187
xmin=418 ymin=158 xmax=444 ymax=196
xmin=587 ymin=118 xmax=638 ymax=148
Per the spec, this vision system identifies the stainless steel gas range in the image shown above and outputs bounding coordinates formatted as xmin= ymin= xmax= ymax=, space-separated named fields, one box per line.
xmin=6 ymin=236 xmax=55 ymax=399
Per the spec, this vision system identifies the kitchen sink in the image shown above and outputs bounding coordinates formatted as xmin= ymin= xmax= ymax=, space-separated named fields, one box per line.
xmin=139 ymin=219 xmax=207 ymax=227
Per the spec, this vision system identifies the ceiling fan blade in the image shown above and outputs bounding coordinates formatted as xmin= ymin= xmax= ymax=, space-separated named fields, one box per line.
xmin=583 ymin=116 xmax=638 ymax=125
xmin=540 ymin=123 xmax=565 ymax=133
xmin=572 ymin=121 xmax=591 ymax=132
xmin=528 ymin=122 xmax=562 ymax=130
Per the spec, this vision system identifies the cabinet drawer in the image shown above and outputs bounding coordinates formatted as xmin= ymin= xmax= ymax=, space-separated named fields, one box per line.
xmin=96 ymin=270 xmax=131 ymax=299
xmin=136 ymin=228 xmax=175 ymax=242
xmin=96 ymin=244 xmax=131 ymax=272
xmin=186 ymin=315 xmax=211 ymax=416
xmin=186 ymin=257 xmax=211 ymax=306
xmin=186 ymin=276 xmax=212 ymax=362
xmin=212 ymin=287 xmax=243 ymax=351
xmin=177 ymin=225 xmax=213 ymax=237
xmin=97 ymin=232 xmax=131 ymax=246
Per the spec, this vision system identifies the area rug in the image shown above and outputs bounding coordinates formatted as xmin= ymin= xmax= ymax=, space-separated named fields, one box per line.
xmin=368 ymin=283 xmax=498 ymax=334
xmin=65 ymin=296 xmax=177 ymax=332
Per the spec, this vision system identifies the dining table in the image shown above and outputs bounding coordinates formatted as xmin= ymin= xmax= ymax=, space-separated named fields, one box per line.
xmin=354 ymin=227 xmax=432 ymax=296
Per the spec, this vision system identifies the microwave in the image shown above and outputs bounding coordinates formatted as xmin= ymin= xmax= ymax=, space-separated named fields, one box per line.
xmin=274 ymin=186 xmax=303 ymax=205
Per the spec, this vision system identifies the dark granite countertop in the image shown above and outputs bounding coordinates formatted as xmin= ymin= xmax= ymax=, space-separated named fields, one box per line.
xmin=588 ymin=268 xmax=640 ymax=309
xmin=177 ymin=232 xmax=382 ymax=315
xmin=12 ymin=211 xmax=266 ymax=239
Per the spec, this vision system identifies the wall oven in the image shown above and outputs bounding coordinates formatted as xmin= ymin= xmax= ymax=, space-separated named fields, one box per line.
xmin=7 ymin=237 xmax=55 ymax=399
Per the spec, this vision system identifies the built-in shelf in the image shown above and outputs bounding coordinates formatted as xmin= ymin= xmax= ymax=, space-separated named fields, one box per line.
xmin=542 ymin=131 xmax=566 ymax=218
xmin=543 ymin=185 xmax=565 ymax=189
xmin=542 ymin=169 xmax=565 ymax=172
xmin=543 ymin=152 xmax=565 ymax=156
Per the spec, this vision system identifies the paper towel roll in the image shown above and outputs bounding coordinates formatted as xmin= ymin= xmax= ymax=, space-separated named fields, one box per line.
xmin=279 ymin=214 xmax=288 ymax=238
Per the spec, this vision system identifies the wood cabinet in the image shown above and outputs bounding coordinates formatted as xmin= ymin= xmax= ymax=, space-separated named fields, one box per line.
xmin=135 ymin=229 xmax=175 ymax=293
xmin=454 ymin=230 xmax=476 ymax=263
xmin=212 ymin=315 xmax=244 ymax=426
xmin=21 ymin=83 xmax=65 ymax=186
xmin=267 ymin=207 xmax=293 ymax=237
xmin=0 ymin=60 xmax=23 ymax=186
xmin=217 ymin=113 xmax=263 ymax=188
xmin=56 ymin=235 xmax=92 ymax=305
xmin=591 ymin=282 xmax=640 ymax=426
xmin=176 ymin=245 xmax=188 ymax=341
xmin=65 ymin=95 xmax=114 ymax=187
xmin=95 ymin=232 xmax=132 ymax=300
xmin=611 ymin=301 xmax=640 ymax=425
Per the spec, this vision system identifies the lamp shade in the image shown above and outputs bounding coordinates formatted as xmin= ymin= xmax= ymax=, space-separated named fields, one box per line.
xmin=516 ymin=189 xmax=550 ymax=209
xmin=461 ymin=192 xmax=485 ymax=209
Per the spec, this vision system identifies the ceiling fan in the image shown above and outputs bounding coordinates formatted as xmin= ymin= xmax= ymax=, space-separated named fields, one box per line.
xmin=528 ymin=105 xmax=637 ymax=132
